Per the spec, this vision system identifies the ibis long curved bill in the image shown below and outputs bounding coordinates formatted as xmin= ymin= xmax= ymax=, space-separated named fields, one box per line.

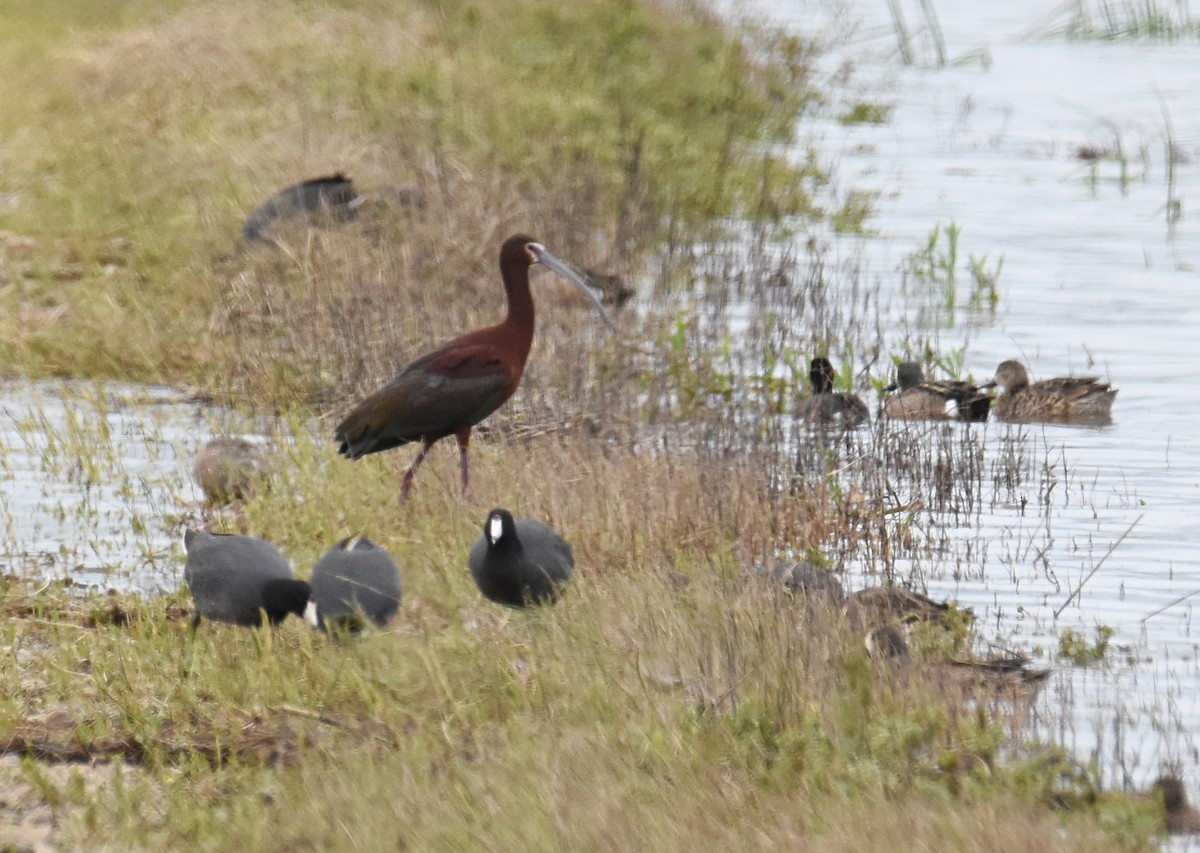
xmin=334 ymin=233 xmax=614 ymax=503
xmin=528 ymin=243 xmax=616 ymax=330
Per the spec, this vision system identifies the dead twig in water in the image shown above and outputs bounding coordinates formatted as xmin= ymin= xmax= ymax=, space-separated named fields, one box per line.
xmin=1141 ymin=587 xmax=1200 ymax=623
xmin=1054 ymin=515 xmax=1142 ymax=619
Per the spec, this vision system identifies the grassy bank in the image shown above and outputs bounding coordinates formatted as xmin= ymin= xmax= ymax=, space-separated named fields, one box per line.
xmin=0 ymin=427 xmax=1163 ymax=848
xmin=0 ymin=0 xmax=819 ymax=403
xmin=0 ymin=385 xmax=1167 ymax=848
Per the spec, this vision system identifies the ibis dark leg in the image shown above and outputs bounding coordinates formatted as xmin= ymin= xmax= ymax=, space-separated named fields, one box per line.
xmin=400 ymin=438 xmax=434 ymax=503
xmin=454 ymin=427 xmax=473 ymax=496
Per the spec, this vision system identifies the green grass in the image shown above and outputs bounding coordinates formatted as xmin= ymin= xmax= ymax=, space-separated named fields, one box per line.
xmin=0 ymin=413 xmax=1170 ymax=848
xmin=838 ymin=101 xmax=893 ymax=125
xmin=1049 ymin=0 xmax=1200 ymax=40
xmin=0 ymin=0 xmax=820 ymax=397
xmin=1058 ymin=625 xmax=1115 ymax=666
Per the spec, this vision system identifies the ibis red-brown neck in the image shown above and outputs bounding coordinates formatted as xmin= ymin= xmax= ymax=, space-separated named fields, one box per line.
xmin=498 ymin=247 xmax=536 ymax=379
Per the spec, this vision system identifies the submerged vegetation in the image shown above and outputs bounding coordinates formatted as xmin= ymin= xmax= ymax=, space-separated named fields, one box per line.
xmin=1046 ymin=0 xmax=1200 ymax=41
xmin=900 ymin=222 xmax=1003 ymax=328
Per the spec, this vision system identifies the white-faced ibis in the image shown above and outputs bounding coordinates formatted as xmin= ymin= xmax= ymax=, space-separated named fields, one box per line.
xmin=884 ymin=361 xmax=992 ymax=422
xmin=989 ymin=359 xmax=1117 ymax=425
xmin=796 ymin=356 xmax=869 ymax=428
xmin=467 ymin=508 xmax=574 ymax=607
xmin=335 ymin=234 xmax=613 ymax=501
xmin=305 ymin=536 xmax=402 ymax=632
xmin=242 ymin=174 xmax=363 ymax=242
xmin=193 ymin=437 xmax=269 ymax=505
xmin=182 ymin=529 xmax=310 ymax=628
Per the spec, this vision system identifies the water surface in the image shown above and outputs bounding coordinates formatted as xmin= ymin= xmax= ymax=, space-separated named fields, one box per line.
xmin=760 ymin=0 xmax=1200 ymax=796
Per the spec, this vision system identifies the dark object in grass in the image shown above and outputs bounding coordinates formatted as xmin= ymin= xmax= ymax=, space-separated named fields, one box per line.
xmin=988 ymin=359 xmax=1117 ymax=425
xmin=334 ymin=234 xmax=613 ymax=502
xmin=865 ymin=627 xmax=1051 ymax=685
xmin=467 ymin=508 xmax=573 ymax=607
xmin=864 ymin=625 xmax=910 ymax=660
xmin=943 ymin=654 xmax=1052 ymax=684
xmin=843 ymin=586 xmax=973 ymax=631
xmin=884 ymin=361 xmax=992 ymax=422
xmin=183 ymin=529 xmax=310 ymax=628
xmin=306 ymin=536 xmax=402 ymax=632
xmin=193 ymin=437 xmax=268 ymax=505
xmin=796 ymin=356 xmax=869 ymax=428
xmin=757 ymin=559 xmax=845 ymax=606
xmin=242 ymin=173 xmax=361 ymax=241
xmin=581 ymin=266 xmax=634 ymax=308
xmin=1152 ymin=776 xmax=1200 ymax=834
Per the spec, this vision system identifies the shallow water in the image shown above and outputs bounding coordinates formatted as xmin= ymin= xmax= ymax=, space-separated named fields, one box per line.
xmin=755 ymin=0 xmax=1200 ymax=802
xmin=0 ymin=381 xmax=262 ymax=595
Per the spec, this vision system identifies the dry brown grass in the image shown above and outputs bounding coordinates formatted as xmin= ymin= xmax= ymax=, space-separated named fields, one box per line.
xmin=0 ymin=420 xmax=1162 ymax=848
xmin=0 ymin=0 xmax=818 ymax=396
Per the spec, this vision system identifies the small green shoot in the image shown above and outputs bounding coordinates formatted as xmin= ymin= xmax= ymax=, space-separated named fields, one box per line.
xmin=1057 ymin=626 xmax=1114 ymax=666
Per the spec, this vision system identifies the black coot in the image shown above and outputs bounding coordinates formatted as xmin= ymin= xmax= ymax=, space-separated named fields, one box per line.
xmin=467 ymin=509 xmax=573 ymax=607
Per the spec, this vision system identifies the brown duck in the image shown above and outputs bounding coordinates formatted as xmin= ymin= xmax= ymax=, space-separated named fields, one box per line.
xmin=990 ymin=359 xmax=1117 ymax=425
xmin=796 ymin=356 xmax=869 ymax=428
xmin=884 ymin=361 xmax=992 ymax=422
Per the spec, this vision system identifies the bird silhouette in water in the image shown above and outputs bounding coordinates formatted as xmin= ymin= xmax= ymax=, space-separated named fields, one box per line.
xmin=796 ymin=356 xmax=869 ymax=428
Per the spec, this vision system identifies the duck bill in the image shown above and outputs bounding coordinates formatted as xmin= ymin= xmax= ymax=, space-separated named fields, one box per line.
xmin=533 ymin=248 xmax=617 ymax=329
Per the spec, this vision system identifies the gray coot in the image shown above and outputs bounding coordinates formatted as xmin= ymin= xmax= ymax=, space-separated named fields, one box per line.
xmin=467 ymin=508 xmax=574 ymax=607
xmin=757 ymin=559 xmax=845 ymax=608
xmin=306 ymin=536 xmax=403 ymax=632
xmin=183 ymin=529 xmax=310 ymax=628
